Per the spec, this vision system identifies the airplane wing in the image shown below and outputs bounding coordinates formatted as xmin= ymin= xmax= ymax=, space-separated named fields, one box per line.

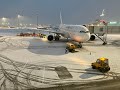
xmin=47 ymin=28 xmax=64 ymax=35
xmin=48 ymin=31 xmax=63 ymax=35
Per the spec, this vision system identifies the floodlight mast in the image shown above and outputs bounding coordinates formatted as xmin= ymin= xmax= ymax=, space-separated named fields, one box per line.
xmin=37 ymin=14 xmax=38 ymax=28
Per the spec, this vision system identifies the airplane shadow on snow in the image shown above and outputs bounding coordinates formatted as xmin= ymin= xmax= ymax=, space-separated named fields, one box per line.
xmin=27 ymin=38 xmax=69 ymax=55
xmin=27 ymin=38 xmax=93 ymax=55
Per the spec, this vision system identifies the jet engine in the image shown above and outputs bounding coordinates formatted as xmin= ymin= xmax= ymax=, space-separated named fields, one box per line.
xmin=90 ymin=35 xmax=95 ymax=41
xmin=47 ymin=35 xmax=54 ymax=41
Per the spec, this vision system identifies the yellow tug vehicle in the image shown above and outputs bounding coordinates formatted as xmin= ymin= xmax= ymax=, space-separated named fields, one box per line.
xmin=91 ymin=57 xmax=110 ymax=73
xmin=66 ymin=42 xmax=77 ymax=52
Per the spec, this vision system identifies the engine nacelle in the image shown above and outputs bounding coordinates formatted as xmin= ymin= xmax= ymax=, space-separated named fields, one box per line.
xmin=47 ymin=35 xmax=54 ymax=41
xmin=90 ymin=35 xmax=95 ymax=41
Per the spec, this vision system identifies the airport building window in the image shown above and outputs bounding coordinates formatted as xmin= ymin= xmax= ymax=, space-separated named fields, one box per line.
xmin=99 ymin=28 xmax=103 ymax=32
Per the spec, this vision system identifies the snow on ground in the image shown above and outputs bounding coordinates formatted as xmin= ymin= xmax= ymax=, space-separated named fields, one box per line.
xmin=0 ymin=34 xmax=119 ymax=89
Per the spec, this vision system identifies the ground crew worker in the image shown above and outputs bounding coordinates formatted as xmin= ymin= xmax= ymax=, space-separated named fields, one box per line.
xmin=65 ymin=47 xmax=69 ymax=54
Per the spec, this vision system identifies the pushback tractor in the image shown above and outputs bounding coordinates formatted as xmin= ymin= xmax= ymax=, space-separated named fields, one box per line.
xmin=91 ymin=57 xmax=110 ymax=73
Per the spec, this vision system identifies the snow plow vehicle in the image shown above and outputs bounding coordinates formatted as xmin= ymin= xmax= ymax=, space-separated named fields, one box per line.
xmin=91 ymin=57 xmax=110 ymax=73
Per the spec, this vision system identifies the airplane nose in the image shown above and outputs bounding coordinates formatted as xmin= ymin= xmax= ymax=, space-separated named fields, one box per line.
xmin=87 ymin=33 xmax=90 ymax=41
xmin=84 ymin=33 xmax=90 ymax=42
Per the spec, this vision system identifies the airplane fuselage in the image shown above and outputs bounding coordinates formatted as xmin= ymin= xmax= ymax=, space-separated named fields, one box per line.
xmin=59 ymin=24 xmax=90 ymax=43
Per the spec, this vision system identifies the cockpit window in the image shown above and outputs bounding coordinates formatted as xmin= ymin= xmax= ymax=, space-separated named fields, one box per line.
xmin=80 ymin=31 xmax=89 ymax=33
xmin=80 ymin=31 xmax=85 ymax=33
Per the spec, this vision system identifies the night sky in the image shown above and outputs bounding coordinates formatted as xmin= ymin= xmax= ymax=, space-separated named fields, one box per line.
xmin=0 ymin=0 xmax=120 ymax=24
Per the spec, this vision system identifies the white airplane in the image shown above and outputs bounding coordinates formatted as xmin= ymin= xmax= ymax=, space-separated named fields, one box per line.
xmin=47 ymin=12 xmax=90 ymax=48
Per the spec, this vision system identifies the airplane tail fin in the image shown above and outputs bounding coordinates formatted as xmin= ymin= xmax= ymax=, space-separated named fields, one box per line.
xmin=60 ymin=11 xmax=63 ymax=25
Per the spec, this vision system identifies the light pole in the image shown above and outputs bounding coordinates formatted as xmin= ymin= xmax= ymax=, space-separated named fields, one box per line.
xmin=36 ymin=14 xmax=39 ymax=29
xmin=17 ymin=15 xmax=22 ymax=28
xmin=2 ymin=17 xmax=7 ymax=27
xmin=17 ymin=15 xmax=20 ymax=28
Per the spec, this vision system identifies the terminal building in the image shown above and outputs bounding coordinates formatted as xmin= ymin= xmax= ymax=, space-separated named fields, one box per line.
xmin=87 ymin=20 xmax=120 ymax=35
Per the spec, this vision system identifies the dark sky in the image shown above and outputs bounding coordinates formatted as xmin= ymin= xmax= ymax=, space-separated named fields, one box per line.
xmin=0 ymin=0 xmax=120 ymax=24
